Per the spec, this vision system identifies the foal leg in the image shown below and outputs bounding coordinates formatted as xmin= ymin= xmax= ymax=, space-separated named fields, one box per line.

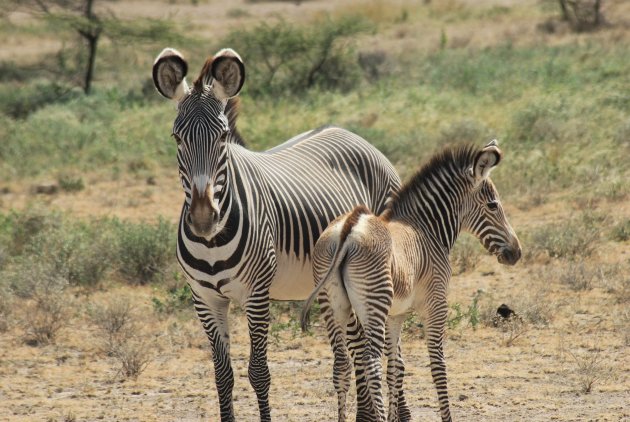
xmin=345 ymin=267 xmax=393 ymax=422
xmin=423 ymin=288 xmax=452 ymax=422
xmin=319 ymin=281 xmax=353 ymax=422
xmin=385 ymin=315 xmax=410 ymax=422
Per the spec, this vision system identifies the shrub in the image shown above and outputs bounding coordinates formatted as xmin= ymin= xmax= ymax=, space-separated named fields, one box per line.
xmin=152 ymin=273 xmax=193 ymax=315
xmin=450 ymin=234 xmax=483 ymax=274
xmin=6 ymin=260 xmax=70 ymax=345
xmin=57 ymin=173 xmax=85 ymax=192
xmin=114 ymin=218 xmax=176 ymax=284
xmin=89 ymin=298 xmax=134 ymax=354
xmin=222 ymin=16 xmax=370 ymax=97
xmin=525 ymin=215 xmax=600 ymax=260
xmin=111 ymin=337 xmax=152 ymax=380
xmin=610 ymin=219 xmax=630 ymax=242
xmin=559 ymin=263 xmax=598 ymax=291
xmin=0 ymin=208 xmax=61 ymax=256
xmin=0 ymin=80 xmax=77 ymax=119
xmin=23 ymin=221 xmax=113 ymax=287
xmin=0 ymin=286 xmax=11 ymax=332
xmin=567 ymin=349 xmax=612 ymax=394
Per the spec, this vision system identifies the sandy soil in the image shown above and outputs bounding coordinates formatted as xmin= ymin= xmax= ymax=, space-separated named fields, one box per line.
xmin=0 ymin=205 xmax=628 ymax=421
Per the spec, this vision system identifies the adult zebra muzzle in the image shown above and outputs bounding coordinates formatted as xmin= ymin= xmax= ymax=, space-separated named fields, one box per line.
xmin=497 ymin=243 xmax=521 ymax=266
xmin=188 ymin=184 xmax=219 ymax=237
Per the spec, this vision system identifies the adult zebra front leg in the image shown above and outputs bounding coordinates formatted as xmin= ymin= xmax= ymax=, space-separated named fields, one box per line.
xmin=192 ymin=289 xmax=235 ymax=421
xmin=246 ymin=290 xmax=272 ymax=421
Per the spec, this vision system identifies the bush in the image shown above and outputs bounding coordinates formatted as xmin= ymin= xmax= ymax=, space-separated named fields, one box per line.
xmin=610 ymin=219 xmax=630 ymax=242
xmin=5 ymin=260 xmax=70 ymax=345
xmin=450 ymin=234 xmax=483 ymax=274
xmin=23 ymin=221 xmax=114 ymax=287
xmin=0 ymin=208 xmax=61 ymax=257
xmin=111 ymin=338 xmax=152 ymax=380
xmin=0 ymin=80 xmax=77 ymax=119
xmin=525 ymin=215 xmax=600 ymax=260
xmin=89 ymin=298 xmax=134 ymax=354
xmin=152 ymin=273 xmax=193 ymax=315
xmin=222 ymin=16 xmax=370 ymax=97
xmin=114 ymin=218 xmax=176 ymax=284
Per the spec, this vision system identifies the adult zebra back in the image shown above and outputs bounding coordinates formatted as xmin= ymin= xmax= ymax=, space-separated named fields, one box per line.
xmin=152 ymin=47 xmax=401 ymax=421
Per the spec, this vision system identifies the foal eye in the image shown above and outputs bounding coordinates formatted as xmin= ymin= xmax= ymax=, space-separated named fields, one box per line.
xmin=487 ymin=201 xmax=498 ymax=211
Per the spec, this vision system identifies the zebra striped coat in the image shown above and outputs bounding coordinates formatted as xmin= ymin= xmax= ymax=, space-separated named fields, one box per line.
xmin=153 ymin=47 xmax=401 ymax=421
xmin=302 ymin=142 xmax=522 ymax=422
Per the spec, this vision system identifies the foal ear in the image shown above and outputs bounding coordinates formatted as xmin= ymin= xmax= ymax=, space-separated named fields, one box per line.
xmin=472 ymin=139 xmax=502 ymax=183
xmin=209 ymin=48 xmax=245 ymax=100
xmin=153 ymin=48 xmax=189 ymax=101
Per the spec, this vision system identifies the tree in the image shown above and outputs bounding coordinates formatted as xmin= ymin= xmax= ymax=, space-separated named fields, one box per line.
xmin=558 ymin=0 xmax=603 ymax=32
xmin=7 ymin=0 xmax=184 ymax=94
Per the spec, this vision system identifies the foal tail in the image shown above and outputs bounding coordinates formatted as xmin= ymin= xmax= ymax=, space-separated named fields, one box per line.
xmin=300 ymin=205 xmax=371 ymax=332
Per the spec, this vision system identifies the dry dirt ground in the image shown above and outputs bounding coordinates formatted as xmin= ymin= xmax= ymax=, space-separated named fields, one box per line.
xmin=0 ymin=193 xmax=628 ymax=421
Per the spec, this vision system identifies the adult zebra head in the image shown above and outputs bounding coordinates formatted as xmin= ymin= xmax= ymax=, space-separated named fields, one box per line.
xmin=152 ymin=48 xmax=245 ymax=238
xmin=461 ymin=140 xmax=521 ymax=265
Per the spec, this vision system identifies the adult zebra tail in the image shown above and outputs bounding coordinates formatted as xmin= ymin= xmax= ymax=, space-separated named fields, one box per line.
xmin=300 ymin=205 xmax=372 ymax=332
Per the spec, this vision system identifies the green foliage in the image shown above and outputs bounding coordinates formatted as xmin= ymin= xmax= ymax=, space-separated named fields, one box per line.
xmin=448 ymin=290 xmax=482 ymax=330
xmin=0 ymin=210 xmax=176 ymax=288
xmin=0 ymin=81 xmax=78 ymax=119
xmin=152 ymin=277 xmax=193 ymax=315
xmin=222 ymin=16 xmax=370 ymax=97
xmin=610 ymin=219 xmax=630 ymax=242
xmin=526 ymin=214 xmax=601 ymax=260
xmin=114 ymin=218 xmax=176 ymax=284
xmin=450 ymin=233 xmax=484 ymax=274
xmin=58 ymin=173 xmax=85 ymax=192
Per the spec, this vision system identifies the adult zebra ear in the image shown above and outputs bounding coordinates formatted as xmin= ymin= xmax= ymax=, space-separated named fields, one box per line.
xmin=206 ymin=48 xmax=245 ymax=101
xmin=470 ymin=139 xmax=502 ymax=184
xmin=153 ymin=48 xmax=189 ymax=101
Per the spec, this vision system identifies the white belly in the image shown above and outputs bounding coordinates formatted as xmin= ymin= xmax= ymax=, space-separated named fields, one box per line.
xmin=269 ymin=253 xmax=315 ymax=300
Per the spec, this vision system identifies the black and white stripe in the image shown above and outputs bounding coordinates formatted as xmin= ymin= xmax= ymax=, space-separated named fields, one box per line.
xmin=302 ymin=141 xmax=521 ymax=422
xmin=153 ymin=47 xmax=401 ymax=422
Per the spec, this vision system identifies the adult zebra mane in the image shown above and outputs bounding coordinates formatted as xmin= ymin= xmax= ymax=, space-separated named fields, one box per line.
xmin=383 ymin=143 xmax=479 ymax=218
xmin=224 ymin=97 xmax=245 ymax=146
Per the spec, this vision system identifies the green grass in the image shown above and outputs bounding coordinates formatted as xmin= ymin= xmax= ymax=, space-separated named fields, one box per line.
xmin=0 ymin=13 xmax=627 ymax=201
xmin=0 ymin=210 xmax=177 ymax=289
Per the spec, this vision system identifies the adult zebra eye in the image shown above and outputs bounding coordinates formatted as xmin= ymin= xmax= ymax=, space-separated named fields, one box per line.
xmin=487 ymin=201 xmax=498 ymax=211
xmin=172 ymin=134 xmax=182 ymax=146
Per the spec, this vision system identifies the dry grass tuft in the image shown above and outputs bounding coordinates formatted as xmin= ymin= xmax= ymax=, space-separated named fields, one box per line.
xmin=89 ymin=298 xmax=153 ymax=380
xmin=567 ymin=348 xmax=613 ymax=394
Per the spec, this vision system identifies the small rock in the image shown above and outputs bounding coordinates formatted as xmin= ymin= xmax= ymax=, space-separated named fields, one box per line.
xmin=458 ymin=394 xmax=468 ymax=401
xmin=32 ymin=182 xmax=59 ymax=195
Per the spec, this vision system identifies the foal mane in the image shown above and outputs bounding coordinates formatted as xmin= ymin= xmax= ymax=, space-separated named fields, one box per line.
xmin=383 ymin=143 xmax=479 ymax=217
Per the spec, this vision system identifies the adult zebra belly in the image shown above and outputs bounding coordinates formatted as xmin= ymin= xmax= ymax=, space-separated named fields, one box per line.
xmin=269 ymin=253 xmax=315 ymax=301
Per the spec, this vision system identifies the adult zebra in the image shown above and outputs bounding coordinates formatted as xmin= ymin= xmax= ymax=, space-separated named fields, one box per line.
xmin=152 ymin=47 xmax=401 ymax=421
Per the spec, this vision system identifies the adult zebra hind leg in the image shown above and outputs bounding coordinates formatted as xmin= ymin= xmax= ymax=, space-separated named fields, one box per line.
xmin=245 ymin=291 xmax=272 ymax=421
xmin=192 ymin=291 xmax=235 ymax=422
xmin=385 ymin=315 xmax=411 ymax=422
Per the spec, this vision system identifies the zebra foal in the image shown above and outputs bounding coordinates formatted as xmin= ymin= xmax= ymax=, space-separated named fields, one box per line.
xmin=152 ymin=47 xmax=401 ymax=421
xmin=302 ymin=141 xmax=522 ymax=422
